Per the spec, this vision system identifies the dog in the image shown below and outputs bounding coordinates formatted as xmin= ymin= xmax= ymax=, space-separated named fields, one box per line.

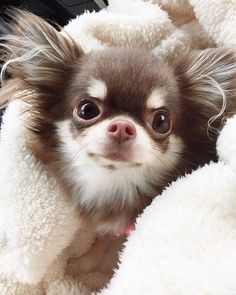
xmin=0 ymin=9 xmax=236 ymax=237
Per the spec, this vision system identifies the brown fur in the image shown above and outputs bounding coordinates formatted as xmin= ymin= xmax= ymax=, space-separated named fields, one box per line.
xmin=1 ymin=9 xmax=236 ymax=231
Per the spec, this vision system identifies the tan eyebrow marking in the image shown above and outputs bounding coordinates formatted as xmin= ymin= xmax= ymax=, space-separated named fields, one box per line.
xmin=87 ymin=78 xmax=107 ymax=100
xmin=147 ymin=88 xmax=167 ymax=109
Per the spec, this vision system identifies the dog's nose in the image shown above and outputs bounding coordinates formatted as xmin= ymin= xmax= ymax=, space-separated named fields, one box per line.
xmin=107 ymin=120 xmax=136 ymax=142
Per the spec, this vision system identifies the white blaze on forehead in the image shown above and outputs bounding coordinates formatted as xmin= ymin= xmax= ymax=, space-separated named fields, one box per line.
xmin=147 ymin=88 xmax=167 ymax=109
xmin=87 ymin=78 xmax=107 ymax=100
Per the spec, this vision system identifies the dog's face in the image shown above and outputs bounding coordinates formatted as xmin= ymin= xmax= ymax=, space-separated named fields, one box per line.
xmin=1 ymin=10 xmax=236 ymax=233
xmin=56 ymin=49 xmax=183 ymax=232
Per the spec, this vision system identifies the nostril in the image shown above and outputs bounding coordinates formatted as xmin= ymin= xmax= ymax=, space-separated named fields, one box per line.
xmin=125 ymin=126 xmax=135 ymax=136
xmin=108 ymin=124 xmax=118 ymax=133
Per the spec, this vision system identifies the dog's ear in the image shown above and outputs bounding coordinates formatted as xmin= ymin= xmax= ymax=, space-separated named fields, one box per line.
xmin=173 ymin=48 xmax=236 ymax=136
xmin=0 ymin=9 xmax=83 ymax=106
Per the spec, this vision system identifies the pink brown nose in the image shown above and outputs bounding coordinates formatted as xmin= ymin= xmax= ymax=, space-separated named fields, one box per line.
xmin=107 ymin=120 xmax=136 ymax=142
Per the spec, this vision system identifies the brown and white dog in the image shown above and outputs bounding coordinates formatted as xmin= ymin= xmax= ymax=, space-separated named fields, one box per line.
xmin=1 ymin=9 xmax=236 ymax=236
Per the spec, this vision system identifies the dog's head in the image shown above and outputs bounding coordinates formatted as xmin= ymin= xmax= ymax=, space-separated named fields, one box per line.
xmin=1 ymin=10 xmax=236 ymax=233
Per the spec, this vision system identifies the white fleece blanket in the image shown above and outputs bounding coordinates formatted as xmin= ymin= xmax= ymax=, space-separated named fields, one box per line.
xmin=1 ymin=0 xmax=236 ymax=294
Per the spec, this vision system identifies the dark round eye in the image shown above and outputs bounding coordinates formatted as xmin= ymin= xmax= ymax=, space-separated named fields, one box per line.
xmin=76 ymin=100 xmax=100 ymax=120
xmin=151 ymin=110 xmax=171 ymax=135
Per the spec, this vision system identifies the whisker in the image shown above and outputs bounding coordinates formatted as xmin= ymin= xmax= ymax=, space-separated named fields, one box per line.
xmin=150 ymin=148 xmax=182 ymax=178
xmin=70 ymin=144 xmax=88 ymax=163
xmin=165 ymin=149 xmax=200 ymax=167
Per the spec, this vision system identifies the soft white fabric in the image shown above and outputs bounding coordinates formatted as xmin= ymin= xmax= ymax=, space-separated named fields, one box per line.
xmin=0 ymin=101 xmax=80 ymax=283
xmin=0 ymin=102 xmax=92 ymax=294
xmin=1 ymin=0 xmax=236 ymax=294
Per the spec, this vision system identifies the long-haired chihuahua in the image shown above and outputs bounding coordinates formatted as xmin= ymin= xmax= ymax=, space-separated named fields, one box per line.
xmin=1 ymin=9 xmax=236 ymax=235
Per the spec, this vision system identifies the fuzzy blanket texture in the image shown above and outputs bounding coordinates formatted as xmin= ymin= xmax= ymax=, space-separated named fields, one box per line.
xmin=0 ymin=0 xmax=236 ymax=294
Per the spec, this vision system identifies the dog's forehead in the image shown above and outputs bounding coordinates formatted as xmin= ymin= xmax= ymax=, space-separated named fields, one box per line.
xmin=88 ymin=49 xmax=171 ymax=92
xmin=73 ymin=48 xmax=177 ymax=113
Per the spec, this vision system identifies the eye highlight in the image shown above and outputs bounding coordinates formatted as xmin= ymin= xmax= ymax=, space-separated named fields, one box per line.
xmin=148 ymin=109 xmax=171 ymax=136
xmin=73 ymin=99 xmax=101 ymax=124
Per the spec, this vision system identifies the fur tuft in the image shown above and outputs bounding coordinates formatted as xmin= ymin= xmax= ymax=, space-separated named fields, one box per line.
xmin=0 ymin=9 xmax=83 ymax=108
xmin=174 ymin=48 xmax=236 ymax=137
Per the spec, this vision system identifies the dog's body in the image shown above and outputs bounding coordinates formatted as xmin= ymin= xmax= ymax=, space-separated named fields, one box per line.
xmin=1 ymin=10 xmax=236 ymax=237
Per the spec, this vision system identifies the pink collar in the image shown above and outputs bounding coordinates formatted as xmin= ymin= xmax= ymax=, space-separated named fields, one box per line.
xmin=116 ymin=223 xmax=136 ymax=236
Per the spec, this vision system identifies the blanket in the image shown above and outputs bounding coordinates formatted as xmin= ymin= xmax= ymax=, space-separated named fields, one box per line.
xmin=0 ymin=0 xmax=236 ymax=294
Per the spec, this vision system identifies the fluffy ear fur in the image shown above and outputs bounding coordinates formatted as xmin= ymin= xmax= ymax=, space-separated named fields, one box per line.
xmin=0 ymin=9 xmax=83 ymax=108
xmin=174 ymin=48 xmax=236 ymax=136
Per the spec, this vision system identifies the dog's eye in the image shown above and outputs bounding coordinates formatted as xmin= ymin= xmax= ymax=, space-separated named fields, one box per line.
xmin=77 ymin=101 xmax=100 ymax=120
xmin=76 ymin=100 xmax=101 ymax=120
xmin=150 ymin=110 xmax=171 ymax=135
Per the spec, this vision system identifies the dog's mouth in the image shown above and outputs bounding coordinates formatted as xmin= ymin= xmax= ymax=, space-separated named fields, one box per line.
xmin=101 ymin=153 xmax=143 ymax=167
xmin=103 ymin=152 xmax=128 ymax=162
xmin=87 ymin=151 xmax=142 ymax=167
